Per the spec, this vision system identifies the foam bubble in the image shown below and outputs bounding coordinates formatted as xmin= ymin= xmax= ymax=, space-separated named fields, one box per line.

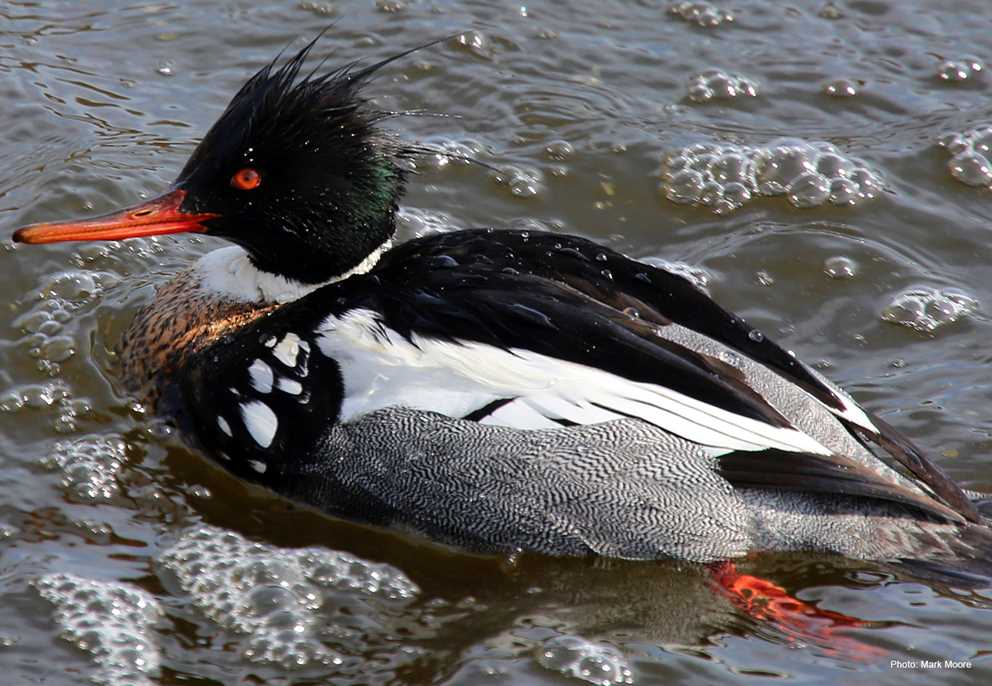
xmin=299 ymin=1 xmax=336 ymax=16
xmin=937 ymin=58 xmax=983 ymax=83
xmin=660 ymin=139 xmax=882 ymax=213
xmin=40 ymin=435 xmax=128 ymax=502
xmin=544 ymin=140 xmax=575 ymax=161
xmin=536 ymin=635 xmax=634 ymax=685
xmin=159 ymin=525 xmax=419 ymax=670
xmin=940 ymin=127 xmax=992 ymax=188
xmin=419 ymin=137 xmax=487 ymax=172
xmin=668 ymin=2 xmax=733 ymax=27
xmin=823 ymin=78 xmax=858 ymax=97
xmin=490 ymin=165 xmax=545 ymax=199
xmin=819 ymin=2 xmax=842 ymax=19
xmin=35 ymin=573 xmax=163 ymax=686
xmin=451 ymin=30 xmax=490 ymax=59
xmin=824 ymin=256 xmax=857 ymax=279
xmin=687 ymin=69 xmax=758 ymax=103
xmin=881 ymin=286 xmax=978 ymax=334
xmin=375 ymin=0 xmax=406 ymax=12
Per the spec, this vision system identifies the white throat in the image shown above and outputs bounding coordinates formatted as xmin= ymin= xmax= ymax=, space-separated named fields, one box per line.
xmin=195 ymin=241 xmax=391 ymax=304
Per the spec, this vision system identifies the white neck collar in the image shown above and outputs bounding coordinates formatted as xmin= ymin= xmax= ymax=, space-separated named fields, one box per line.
xmin=194 ymin=241 xmax=391 ymax=304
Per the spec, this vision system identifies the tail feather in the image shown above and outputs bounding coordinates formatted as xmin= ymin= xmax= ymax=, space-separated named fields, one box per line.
xmin=895 ymin=515 xmax=992 ymax=588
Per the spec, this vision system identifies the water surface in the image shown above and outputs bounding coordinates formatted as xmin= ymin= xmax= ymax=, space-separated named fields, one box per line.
xmin=2 ymin=1 xmax=992 ymax=684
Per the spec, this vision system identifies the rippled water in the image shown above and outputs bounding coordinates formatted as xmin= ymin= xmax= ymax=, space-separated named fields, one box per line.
xmin=3 ymin=1 xmax=992 ymax=684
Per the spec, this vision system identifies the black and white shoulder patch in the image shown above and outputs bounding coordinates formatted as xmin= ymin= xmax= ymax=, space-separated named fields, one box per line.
xmin=175 ymin=315 xmax=343 ymax=484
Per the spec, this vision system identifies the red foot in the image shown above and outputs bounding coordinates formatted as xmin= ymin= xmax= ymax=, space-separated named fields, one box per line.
xmin=708 ymin=561 xmax=885 ymax=661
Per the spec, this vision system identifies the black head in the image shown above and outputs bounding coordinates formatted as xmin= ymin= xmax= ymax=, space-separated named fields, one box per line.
xmin=14 ymin=37 xmax=414 ymax=284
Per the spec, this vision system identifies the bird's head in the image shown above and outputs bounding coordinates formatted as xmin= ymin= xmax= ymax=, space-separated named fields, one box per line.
xmin=14 ymin=36 xmax=414 ymax=285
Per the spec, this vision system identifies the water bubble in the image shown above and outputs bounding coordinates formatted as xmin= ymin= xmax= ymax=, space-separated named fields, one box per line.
xmin=536 ymin=635 xmax=633 ymax=685
xmin=939 ymin=132 xmax=970 ymax=156
xmin=159 ymin=525 xmax=418 ymax=669
xmin=375 ymin=0 xmax=406 ymax=11
xmin=544 ymin=140 xmax=574 ymax=160
xmin=36 ymin=574 xmax=163 ymax=686
xmin=686 ymin=69 xmax=758 ymax=103
xmin=938 ymin=58 xmax=983 ymax=83
xmin=817 ymin=153 xmax=854 ymax=178
xmin=668 ymin=2 xmax=734 ymax=28
xmin=940 ymin=126 xmax=992 ymax=188
xmin=299 ymin=1 xmax=337 ymax=15
xmin=823 ymin=78 xmax=858 ymax=97
xmin=491 ymin=166 xmax=544 ymax=198
xmin=41 ymin=435 xmax=128 ymax=502
xmin=661 ymin=138 xmax=882 ymax=213
xmin=970 ymin=128 xmax=992 ymax=155
xmin=663 ymin=169 xmax=705 ymax=204
xmin=451 ymin=30 xmax=490 ymax=59
xmin=881 ymin=286 xmax=978 ymax=334
xmin=828 ymin=177 xmax=860 ymax=205
xmin=787 ymin=172 xmax=831 ymax=208
xmin=819 ymin=3 xmax=843 ymax=19
xmin=949 ymin=153 xmax=992 ymax=187
xmin=824 ymin=256 xmax=857 ymax=279
xmin=756 ymin=145 xmax=817 ymax=194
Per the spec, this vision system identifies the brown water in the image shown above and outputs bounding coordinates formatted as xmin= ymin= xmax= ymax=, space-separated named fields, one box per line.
xmin=3 ymin=1 xmax=992 ymax=684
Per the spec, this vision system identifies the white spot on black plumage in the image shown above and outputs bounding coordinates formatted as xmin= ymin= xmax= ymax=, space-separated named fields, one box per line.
xmin=217 ymin=416 xmax=233 ymax=437
xmin=273 ymin=333 xmax=301 ymax=368
xmin=249 ymin=459 xmax=267 ymax=474
xmin=248 ymin=359 xmax=274 ymax=393
xmin=277 ymin=377 xmax=303 ymax=395
xmin=263 ymin=335 xmax=277 ymax=348
xmin=240 ymin=400 xmax=278 ymax=448
xmin=229 ymin=387 xmax=241 ymax=397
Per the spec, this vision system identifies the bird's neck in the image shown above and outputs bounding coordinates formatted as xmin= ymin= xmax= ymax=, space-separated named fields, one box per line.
xmin=116 ymin=240 xmax=390 ymax=406
xmin=194 ymin=242 xmax=391 ymax=305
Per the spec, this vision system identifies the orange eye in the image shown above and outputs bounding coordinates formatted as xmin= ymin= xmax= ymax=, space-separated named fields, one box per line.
xmin=231 ymin=167 xmax=262 ymax=191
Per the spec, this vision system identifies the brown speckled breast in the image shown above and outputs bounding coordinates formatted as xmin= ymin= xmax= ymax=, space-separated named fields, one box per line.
xmin=119 ymin=268 xmax=277 ymax=407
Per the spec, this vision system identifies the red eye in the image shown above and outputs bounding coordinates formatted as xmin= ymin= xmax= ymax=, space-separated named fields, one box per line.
xmin=231 ymin=167 xmax=262 ymax=191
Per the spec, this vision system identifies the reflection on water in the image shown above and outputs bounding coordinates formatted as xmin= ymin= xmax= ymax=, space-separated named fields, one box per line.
xmin=2 ymin=0 xmax=992 ymax=683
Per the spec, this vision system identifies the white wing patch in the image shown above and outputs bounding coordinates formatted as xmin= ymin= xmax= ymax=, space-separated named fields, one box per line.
xmin=272 ymin=334 xmax=302 ymax=368
xmin=248 ymin=359 xmax=274 ymax=394
xmin=316 ymin=309 xmax=833 ymax=456
xmin=277 ymin=377 xmax=303 ymax=395
xmin=240 ymin=400 xmax=278 ymax=448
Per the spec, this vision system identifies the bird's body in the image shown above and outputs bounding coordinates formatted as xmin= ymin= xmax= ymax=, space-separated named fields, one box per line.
xmin=13 ymin=37 xmax=992 ymax=569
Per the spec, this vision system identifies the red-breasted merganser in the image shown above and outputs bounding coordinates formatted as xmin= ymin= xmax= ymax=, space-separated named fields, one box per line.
xmin=12 ymin=38 xmax=992 ymax=577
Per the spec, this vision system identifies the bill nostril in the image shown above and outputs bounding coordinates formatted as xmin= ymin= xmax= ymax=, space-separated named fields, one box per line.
xmin=132 ymin=208 xmax=155 ymax=218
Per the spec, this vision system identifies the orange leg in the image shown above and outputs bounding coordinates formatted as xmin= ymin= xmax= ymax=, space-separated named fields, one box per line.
xmin=708 ymin=561 xmax=885 ymax=661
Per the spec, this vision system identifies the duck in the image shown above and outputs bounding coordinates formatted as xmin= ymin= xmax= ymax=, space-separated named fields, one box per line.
xmin=12 ymin=37 xmax=992 ymax=572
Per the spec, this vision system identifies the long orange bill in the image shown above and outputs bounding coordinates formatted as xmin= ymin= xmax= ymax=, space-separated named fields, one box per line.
xmin=12 ymin=189 xmax=218 ymax=244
